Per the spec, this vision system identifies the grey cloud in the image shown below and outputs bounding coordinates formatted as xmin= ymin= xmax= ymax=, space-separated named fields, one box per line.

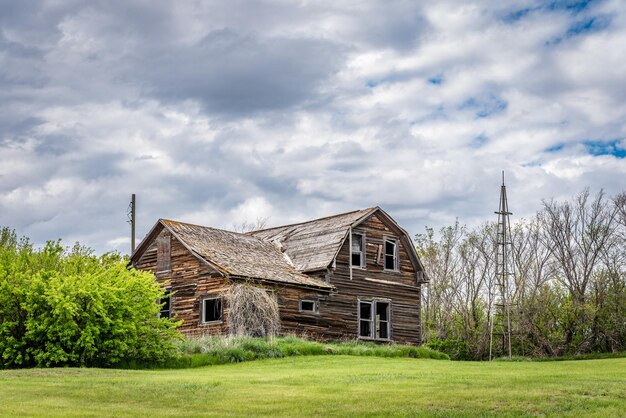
xmin=137 ymin=29 xmax=346 ymax=115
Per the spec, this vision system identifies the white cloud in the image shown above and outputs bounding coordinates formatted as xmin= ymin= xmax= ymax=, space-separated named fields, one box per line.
xmin=1 ymin=0 xmax=625 ymax=252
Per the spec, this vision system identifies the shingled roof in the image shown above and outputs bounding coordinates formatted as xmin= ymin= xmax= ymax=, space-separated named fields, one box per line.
xmin=248 ymin=208 xmax=377 ymax=272
xmin=141 ymin=219 xmax=334 ymax=290
xmin=132 ymin=206 xmax=425 ymax=289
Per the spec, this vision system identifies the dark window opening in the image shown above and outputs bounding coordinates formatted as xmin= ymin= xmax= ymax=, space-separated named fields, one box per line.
xmin=384 ymin=239 xmax=397 ymax=270
xmin=376 ymin=301 xmax=390 ymax=339
xmin=359 ymin=300 xmax=391 ymax=340
xmin=203 ymin=298 xmax=223 ymax=323
xmin=351 ymin=233 xmax=365 ymax=267
xmin=359 ymin=301 xmax=373 ymax=338
xmin=159 ymin=290 xmax=171 ymax=319
xmin=299 ymin=299 xmax=318 ymax=313
xmin=157 ymin=233 xmax=171 ymax=273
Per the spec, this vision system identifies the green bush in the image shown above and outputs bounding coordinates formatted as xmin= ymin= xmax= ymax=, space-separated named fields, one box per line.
xmin=0 ymin=228 xmax=182 ymax=368
xmin=425 ymin=338 xmax=472 ymax=360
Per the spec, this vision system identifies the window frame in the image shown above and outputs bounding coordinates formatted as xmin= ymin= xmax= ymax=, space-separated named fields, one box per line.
xmin=156 ymin=233 xmax=172 ymax=274
xmin=351 ymin=232 xmax=366 ymax=269
xmin=383 ymin=237 xmax=399 ymax=272
xmin=357 ymin=298 xmax=392 ymax=341
xmin=200 ymin=296 xmax=224 ymax=325
xmin=299 ymin=299 xmax=319 ymax=314
xmin=159 ymin=288 xmax=172 ymax=319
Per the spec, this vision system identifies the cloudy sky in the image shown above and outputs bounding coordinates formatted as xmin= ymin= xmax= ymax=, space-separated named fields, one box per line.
xmin=1 ymin=0 xmax=625 ymax=254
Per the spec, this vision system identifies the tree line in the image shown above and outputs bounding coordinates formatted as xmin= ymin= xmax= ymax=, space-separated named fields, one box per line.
xmin=416 ymin=188 xmax=626 ymax=360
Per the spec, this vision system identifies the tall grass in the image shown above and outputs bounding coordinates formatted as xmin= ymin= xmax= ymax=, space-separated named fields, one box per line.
xmin=120 ymin=335 xmax=449 ymax=369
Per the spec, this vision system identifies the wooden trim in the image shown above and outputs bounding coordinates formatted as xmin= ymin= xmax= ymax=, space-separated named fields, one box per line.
xmin=298 ymin=299 xmax=319 ymax=314
xmin=357 ymin=297 xmax=393 ymax=342
xmin=228 ymin=275 xmax=334 ymax=293
xmin=363 ymin=277 xmax=419 ymax=289
xmin=382 ymin=236 xmax=399 ymax=272
xmin=200 ymin=295 xmax=224 ymax=325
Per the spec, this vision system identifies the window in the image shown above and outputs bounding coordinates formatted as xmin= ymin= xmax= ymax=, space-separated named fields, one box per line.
xmin=359 ymin=301 xmax=373 ymax=338
xmin=159 ymin=289 xmax=171 ymax=319
xmin=156 ymin=233 xmax=171 ymax=273
xmin=202 ymin=297 xmax=223 ymax=323
xmin=299 ymin=299 xmax=318 ymax=313
xmin=351 ymin=233 xmax=365 ymax=268
xmin=384 ymin=239 xmax=398 ymax=271
xmin=358 ymin=300 xmax=391 ymax=340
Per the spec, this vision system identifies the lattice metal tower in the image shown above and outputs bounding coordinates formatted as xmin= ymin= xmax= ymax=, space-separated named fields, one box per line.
xmin=489 ymin=171 xmax=513 ymax=360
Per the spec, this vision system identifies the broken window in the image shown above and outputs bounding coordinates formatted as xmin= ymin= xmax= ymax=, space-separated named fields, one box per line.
xmin=384 ymin=239 xmax=398 ymax=271
xmin=351 ymin=233 xmax=365 ymax=268
xmin=359 ymin=301 xmax=373 ymax=338
xmin=159 ymin=289 xmax=171 ymax=319
xmin=202 ymin=297 xmax=223 ymax=323
xmin=375 ymin=301 xmax=390 ymax=339
xmin=299 ymin=299 xmax=318 ymax=313
xmin=359 ymin=299 xmax=391 ymax=340
xmin=156 ymin=233 xmax=171 ymax=273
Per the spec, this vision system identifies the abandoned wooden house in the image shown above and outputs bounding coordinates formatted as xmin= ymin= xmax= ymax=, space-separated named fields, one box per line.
xmin=130 ymin=207 xmax=428 ymax=344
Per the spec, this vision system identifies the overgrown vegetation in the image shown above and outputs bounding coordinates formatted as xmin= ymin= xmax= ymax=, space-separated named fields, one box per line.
xmin=224 ymin=282 xmax=280 ymax=337
xmin=0 ymin=228 xmax=182 ymax=368
xmin=417 ymin=188 xmax=626 ymax=360
xmin=125 ymin=335 xmax=449 ymax=368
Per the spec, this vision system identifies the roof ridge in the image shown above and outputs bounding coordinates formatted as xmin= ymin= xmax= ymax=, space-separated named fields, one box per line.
xmin=160 ymin=218 xmax=259 ymax=239
xmin=247 ymin=207 xmax=377 ymax=235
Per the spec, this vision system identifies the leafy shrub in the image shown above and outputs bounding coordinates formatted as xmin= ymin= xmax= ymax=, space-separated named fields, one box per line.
xmin=425 ymin=338 xmax=472 ymax=360
xmin=0 ymin=228 xmax=182 ymax=368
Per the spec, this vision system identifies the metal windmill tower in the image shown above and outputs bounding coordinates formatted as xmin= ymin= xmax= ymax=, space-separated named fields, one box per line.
xmin=489 ymin=171 xmax=514 ymax=360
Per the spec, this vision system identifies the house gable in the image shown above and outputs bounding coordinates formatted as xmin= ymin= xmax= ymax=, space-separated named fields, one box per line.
xmin=345 ymin=211 xmax=421 ymax=287
xmin=350 ymin=208 xmax=426 ymax=285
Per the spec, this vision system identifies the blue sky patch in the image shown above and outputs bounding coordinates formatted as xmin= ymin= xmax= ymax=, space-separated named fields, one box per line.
xmin=502 ymin=8 xmax=534 ymax=23
xmin=544 ymin=140 xmax=625 ymax=158
xmin=503 ymin=0 xmax=601 ymax=24
xmin=566 ymin=15 xmax=611 ymax=36
xmin=428 ymin=75 xmax=443 ymax=85
xmin=584 ymin=139 xmax=626 ymax=158
xmin=460 ymin=95 xmax=508 ymax=118
xmin=546 ymin=0 xmax=597 ymax=13
xmin=545 ymin=143 xmax=565 ymax=153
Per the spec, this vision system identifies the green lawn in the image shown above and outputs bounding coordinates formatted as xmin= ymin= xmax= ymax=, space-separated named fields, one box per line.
xmin=1 ymin=356 xmax=625 ymax=417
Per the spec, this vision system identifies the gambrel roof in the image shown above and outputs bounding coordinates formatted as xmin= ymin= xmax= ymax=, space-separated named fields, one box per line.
xmin=247 ymin=208 xmax=376 ymax=272
xmin=248 ymin=207 xmax=426 ymax=276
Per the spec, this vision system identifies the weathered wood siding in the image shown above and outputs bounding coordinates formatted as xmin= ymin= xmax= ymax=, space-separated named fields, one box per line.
xmin=277 ymin=213 xmax=422 ymax=344
xmin=133 ymin=227 xmax=230 ymax=336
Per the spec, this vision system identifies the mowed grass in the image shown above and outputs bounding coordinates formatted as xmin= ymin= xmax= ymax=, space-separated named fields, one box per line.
xmin=1 ymin=356 xmax=625 ymax=417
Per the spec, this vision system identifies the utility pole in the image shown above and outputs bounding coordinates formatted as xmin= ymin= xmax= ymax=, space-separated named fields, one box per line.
xmin=128 ymin=194 xmax=136 ymax=255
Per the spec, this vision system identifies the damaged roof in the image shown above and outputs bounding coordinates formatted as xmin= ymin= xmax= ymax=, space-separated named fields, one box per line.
xmin=248 ymin=208 xmax=377 ymax=272
xmin=158 ymin=219 xmax=334 ymax=290
xmin=132 ymin=206 xmax=425 ymax=289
